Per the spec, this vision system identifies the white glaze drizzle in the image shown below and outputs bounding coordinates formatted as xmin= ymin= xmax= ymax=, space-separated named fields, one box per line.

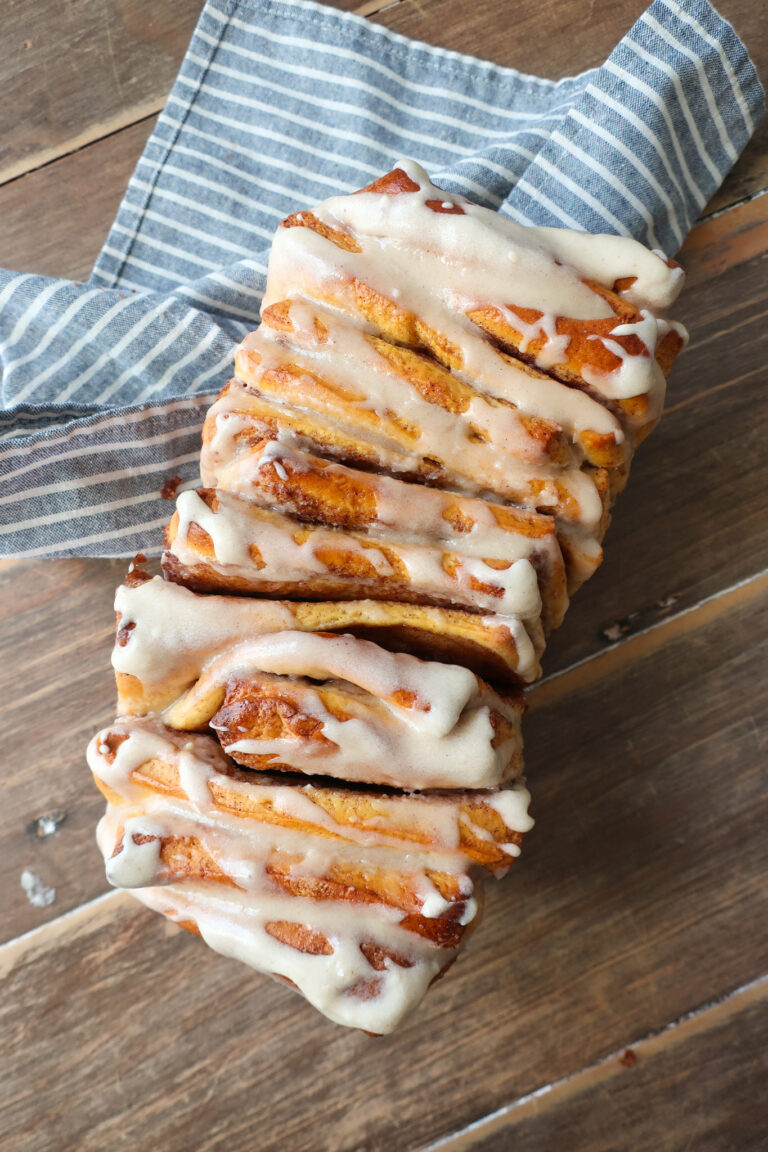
xmin=165 ymin=631 xmax=522 ymax=790
xmin=236 ymin=303 xmax=609 ymax=533
xmin=497 ymin=305 xmax=571 ymax=369
xmin=174 ymin=629 xmax=487 ymax=733
xmin=112 ymin=576 xmax=295 ymax=710
xmin=200 ymin=384 xmax=422 ymax=490
xmin=133 ymin=881 xmax=447 ymax=1034
xmin=89 ymin=718 xmax=534 ymax=1033
xmin=97 ymin=802 xmax=465 ymax=1033
xmin=88 ymin=718 xmax=534 ymax=849
xmin=200 ymin=381 xmax=603 ymax=595
xmin=263 ymin=160 xmax=684 ymax=423
xmin=216 ymin=438 xmax=538 ymax=553
xmin=104 ymin=814 xmax=166 ymax=888
xmin=170 ymin=487 xmax=544 ymax=623
xmin=248 ymin=298 xmax=623 ymax=449
xmin=112 ymin=577 xmax=542 ymax=712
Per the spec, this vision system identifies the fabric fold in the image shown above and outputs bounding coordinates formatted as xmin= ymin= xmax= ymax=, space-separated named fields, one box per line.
xmin=0 ymin=0 xmax=763 ymax=558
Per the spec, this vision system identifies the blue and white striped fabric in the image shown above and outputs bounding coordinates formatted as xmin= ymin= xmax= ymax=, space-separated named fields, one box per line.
xmin=0 ymin=0 xmax=762 ymax=558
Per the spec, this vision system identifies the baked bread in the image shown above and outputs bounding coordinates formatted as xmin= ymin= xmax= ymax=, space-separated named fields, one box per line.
xmin=204 ymin=437 xmax=569 ymax=630
xmin=163 ymin=486 xmax=547 ymax=624
xmin=90 ymin=161 xmax=686 ymax=1032
xmin=88 ymin=717 xmax=532 ymax=1032
xmin=114 ymin=572 xmax=542 ymax=713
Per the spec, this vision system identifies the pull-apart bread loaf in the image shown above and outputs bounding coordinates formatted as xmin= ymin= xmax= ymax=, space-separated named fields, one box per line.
xmin=88 ymin=161 xmax=686 ymax=1033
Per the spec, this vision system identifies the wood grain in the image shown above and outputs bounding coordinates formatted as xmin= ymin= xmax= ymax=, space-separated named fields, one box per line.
xmin=0 ymin=0 xmax=388 ymax=186
xmin=429 ymin=977 xmax=768 ymax=1151
xmin=1 ymin=575 xmax=766 ymax=1150
xmin=1 ymin=2 xmax=767 ymax=1147
xmin=1 ymin=79 xmax=766 ymax=286
xmin=378 ymin=0 xmax=768 ymax=219
xmin=379 ymin=0 xmax=767 ymax=82
xmin=0 ymin=0 xmax=763 ymax=228
xmin=0 ymin=558 xmax=131 ymax=942
xmin=0 ymin=0 xmax=204 ymax=184
xmin=0 ymin=118 xmax=156 ymax=281
xmin=706 ymin=121 xmax=768 ymax=216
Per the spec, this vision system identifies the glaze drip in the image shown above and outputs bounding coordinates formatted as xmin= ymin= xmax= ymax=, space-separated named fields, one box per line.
xmin=89 ymin=718 xmax=532 ymax=1033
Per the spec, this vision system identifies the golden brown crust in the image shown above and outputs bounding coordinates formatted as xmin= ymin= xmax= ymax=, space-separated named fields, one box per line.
xmin=202 ymin=381 xmax=611 ymax=587
xmin=206 ymin=674 xmax=523 ymax=783
xmin=204 ymin=439 xmax=569 ymax=632
xmin=205 ymin=381 xmax=443 ymax=484
xmin=109 ymin=819 xmax=470 ymax=948
xmin=281 ymin=210 xmax=361 ymax=253
xmin=165 ymin=513 xmax=529 ymax=617
xmin=230 ymin=444 xmax=380 ymax=529
xmin=92 ymin=723 xmax=527 ymax=872
xmin=263 ymin=855 xmax=469 ymax=947
xmin=264 ymin=920 xmax=334 ymax=955
xmin=468 ymin=300 xmax=657 ymax=435
xmin=116 ymin=579 xmax=535 ymax=698
xmin=356 ymin=168 xmax=422 ymax=196
xmin=271 ymin=188 xmax=683 ymax=473
xmin=257 ymin=295 xmax=615 ymax=472
xmin=288 ymin=604 xmax=533 ymax=685
xmin=164 ymin=547 xmax=503 ymax=613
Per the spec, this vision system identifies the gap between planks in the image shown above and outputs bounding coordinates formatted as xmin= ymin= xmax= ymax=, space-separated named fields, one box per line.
xmin=417 ymin=970 xmax=768 ymax=1152
xmin=0 ymin=111 xmax=159 ymax=192
xmin=0 ymin=99 xmax=163 ymax=189
xmin=1 ymin=0 xmax=763 ymax=227
xmin=692 ymin=183 xmax=768 ymax=226
xmin=2 ymin=562 xmax=766 ymax=969
xmin=353 ymin=0 xmax=403 ymax=16
xmin=529 ymin=566 xmax=768 ymax=709
xmin=0 ymin=0 xmax=403 ymax=190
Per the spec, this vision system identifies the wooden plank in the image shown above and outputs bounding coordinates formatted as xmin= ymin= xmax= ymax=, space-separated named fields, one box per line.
xmin=1 ymin=71 xmax=765 ymax=283
xmin=424 ymin=976 xmax=768 ymax=1151
xmin=0 ymin=0 xmax=390 ymax=186
xmin=2 ymin=0 xmax=764 ymax=215
xmin=0 ymin=1 xmax=204 ymax=184
xmin=379 ymin=0 xmax=648 ymax=75
xmin=0 ymin=576 xmax=765 ymax=1151
xmin=0 ymin=558 xmax=130 ymax=942
xmin=378 ymin=0 xmax=767 ymax=85
xmin=1 ymin=5 xmax=764 ymax=1150
xmin=682 ymin=188 xmax=768 ymax=290
xmin=706 ymin=122 xmax=768 ymax=216
xmin=0 ymin=0 xmax=762 ymax=279
xmin=0 ymin=118 xmax=156 ymax=281
xmin=0 ymin=0 xmax=405 ymax=281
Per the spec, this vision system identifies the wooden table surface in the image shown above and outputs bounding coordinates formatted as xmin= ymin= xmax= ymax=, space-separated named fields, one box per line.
xmin=1 ymin=2 xmax=767 ymax=1149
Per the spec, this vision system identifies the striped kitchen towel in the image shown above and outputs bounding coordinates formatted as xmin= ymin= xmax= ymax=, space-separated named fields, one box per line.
xmin=0 ymin=0 xmax=763 ymax=558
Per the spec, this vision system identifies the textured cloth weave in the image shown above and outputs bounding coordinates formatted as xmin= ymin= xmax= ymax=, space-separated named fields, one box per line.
xmin=0 ymin=0 xmax=763 ymax=557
